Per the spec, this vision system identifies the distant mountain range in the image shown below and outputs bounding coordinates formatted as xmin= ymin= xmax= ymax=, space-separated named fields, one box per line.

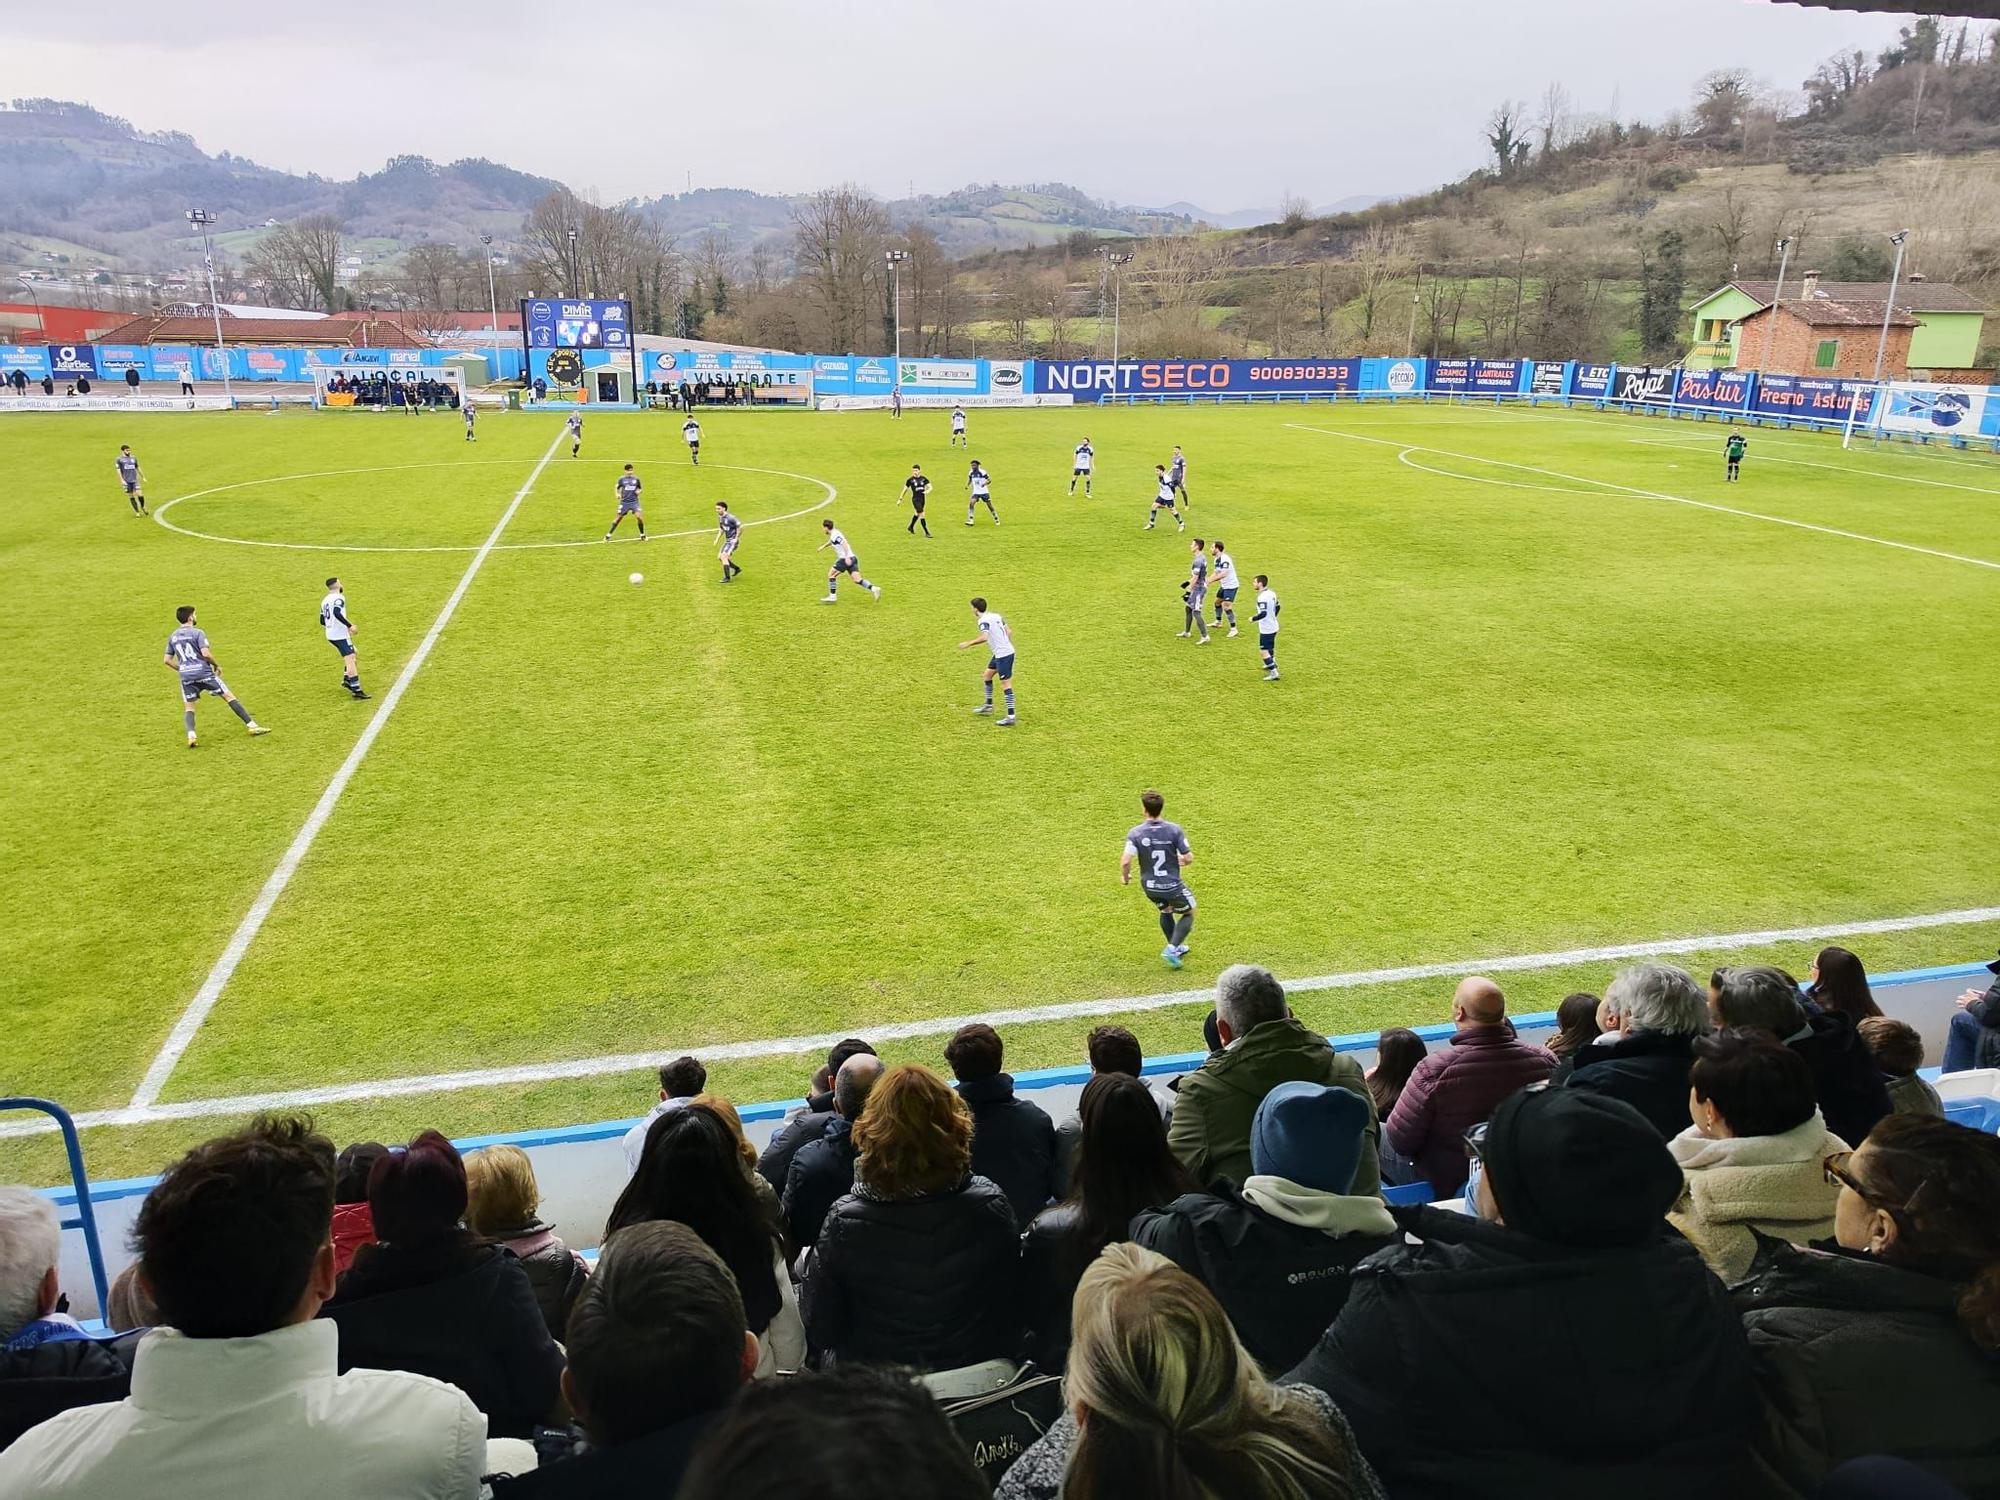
xmin=1153 ymin=196 xmax=1392 ymax=229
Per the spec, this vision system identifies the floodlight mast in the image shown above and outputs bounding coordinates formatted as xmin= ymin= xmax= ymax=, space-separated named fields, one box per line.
xmin=1103 ymin=251 xmax=1134 ymax=368
xmin=185 ymin=208 xmax=233 ymax=402
xmin=885 ymin=249 xmax=910 ymax=364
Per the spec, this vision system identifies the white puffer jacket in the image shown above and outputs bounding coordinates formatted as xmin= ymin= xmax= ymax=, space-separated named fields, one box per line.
xmin=1667 ymin=1113 xmax=1848 ymax=1284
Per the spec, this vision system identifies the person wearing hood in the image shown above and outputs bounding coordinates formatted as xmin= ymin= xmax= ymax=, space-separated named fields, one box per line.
xmin=1132 ymin=1080 xmax=1398 ymax=1374
xmin=465 ymin=1145 xmax=588 ymax=1340
xmin=1286 ymin=1086 xmax=1757 ymax=1499
xmin=1711 ymin=966 xmax=1890 ymax=1150
xmin=1667 ymin=1029 xmax=1847 ymax=1285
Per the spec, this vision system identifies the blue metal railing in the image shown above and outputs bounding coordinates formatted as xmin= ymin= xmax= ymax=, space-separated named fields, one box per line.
xmin=3 ymin=1097 xmax=112 ymax=1317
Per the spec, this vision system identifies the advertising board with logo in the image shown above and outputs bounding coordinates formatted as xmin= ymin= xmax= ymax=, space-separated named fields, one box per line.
xmin=1753 ymin=374 xmax=1872 ymax=423
xmin=520 ymin=298 xmax=631 ymax=350
xmin=1529 ymin=361 xmax=1568 ymax=396
xmin=1874 ymin=382 xmax=1988 ymax=436
xmin=48 ymin=344 xmax=97 ymax=377
xmin=1674 ymin=368 xmax=1754 ymax=412
xmin=1571 ymin=364 xmax=1614 ymax=398
xmin=1612 ymin=366 xmax=1678 ymax=404
xmin=2 ymin=345 xmax=53 ymax=379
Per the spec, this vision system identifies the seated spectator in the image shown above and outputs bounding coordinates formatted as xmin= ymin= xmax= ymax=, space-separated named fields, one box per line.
xmin=488 ymin=1223 xmax=756 ymax=1499
xmin=1544 ymin=991 xmax=1604 ymax=1074
xmin=465 ymin=1145 xmax=587 ymax=1339
xmin=1383 ymin=976 xmax=1554 ymax=1195
xmin=330 ymin=1141 xmax=385 ymax=1275
xmin=679 ymin=1365 xmax=988 ymax=1500
xmin=1735 ymin=1115 xmax=2000 ymax=1494
xmin=757 ymin=1038 xmax=876 ymax=1188
xmin=323 ymin=1130 xmax=564 ymax=1438
xmin=607 ymin=1105 xmax=802 ymax=1376
xmin=0 ymin=1188 xmax=141 ymax=1453
xmin=621 ymin=1055 xmax=707 ymax=1171
xmin=1364 ymin=1027 xmax=1427 ymax=1119
xmin=1944 ymin=951 xmax=2000 ymax=1074
xmin=1021 ymin=1074 xmax=1190 ymax=1370
xmin=1288 ymin=1088 xmax=1758 ymax=1497
xmin=1565 ymin=962 xmax=1711 ymax=1138
xmin=1052 ymin=1025 xmax=1172 ymax=1197
xmin=104 ymin=1265 xmax=156 ymax=1333
xmin=1860 ymin=1017 xmax=1944 ymax=1117
xmin=945 ymin=1023 xmax=1057 ymax=1227
xmin=1169 ymin=964 xmax=1380 ymax=1193
xmin=782 ymin=1052 xmax=885 ymax=1255
xmin=1713 ymin=965 xmax=1891 ymax=1150
xmin=688 ymin=1092 xmax=783 ymax=1240
xmin=997 ymin=1243 xmax=1382 ymax=1500
xmin=0 ymin=1116 xmax=483 ymax=1499
xmin=1809 ymin=946 xmax=1883 ymax=1023
xmin=1133 ymin=1080 xmax=1396 ymax=1374
xmin=801 ymin=1065 xmax=1020 ymax=1369
xmin=1667 ymin=1029 xmax=1846 ymax=1284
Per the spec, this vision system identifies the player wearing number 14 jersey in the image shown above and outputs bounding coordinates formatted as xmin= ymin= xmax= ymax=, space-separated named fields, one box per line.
xmin=164 ymin=605 xmax=268 ymax=748
xmin=1121 ymin=788 xmax=1194 ymax=967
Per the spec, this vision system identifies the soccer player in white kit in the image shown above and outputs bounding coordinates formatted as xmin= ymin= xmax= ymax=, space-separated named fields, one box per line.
xmin=683 ymin=416 xmax=702 ymax=465
xmin=950 ymin=406 xmax=968 ymax=447
xmin=320 ymin=577 xmax=369 ymax=700
xmin=965 ymin=461 xmax=998 ymax=526
xmin=1253 ymin=573 xmax=1281 ymax=681
xmin=957 ymin=596 xmax=1016 ymax=727
xmin=1069 ymin=438 xmax=1094 ymax=497
xmin=566 ymin=411 xmax=583 ymax=457
xmin=1209 ymin=540 xmax=1240 ymax=636
xmin=818 ymin=519 xmax=881 ymax=602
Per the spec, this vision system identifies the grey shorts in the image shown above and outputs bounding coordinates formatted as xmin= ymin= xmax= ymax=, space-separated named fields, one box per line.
xmin=179 ymin=671 xmax=227 ymax=703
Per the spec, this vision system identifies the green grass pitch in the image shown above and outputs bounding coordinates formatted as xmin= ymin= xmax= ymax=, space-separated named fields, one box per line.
xmin=4 ymin=398 xmax=1998 ymax=1184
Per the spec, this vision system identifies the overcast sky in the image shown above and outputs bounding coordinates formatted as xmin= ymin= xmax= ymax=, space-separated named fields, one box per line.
xmin=4 ymin=2 xmax=1917 ymax=211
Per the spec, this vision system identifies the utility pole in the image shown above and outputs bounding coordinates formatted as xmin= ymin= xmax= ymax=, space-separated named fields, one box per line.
xmin=1871 ymin=230 xmax=1909 ymax=384
xmin=1406 ymin=269 xmax=1423 ymax=358
xmin=885 ymin=248 xmax=909 ymax=362
xmin=566 ymin=225 xmax=580 ymax=294
xmin=185 ymin=208 xmax=232 ymax=403
xmin=1757 ymin=236 xmax=1791 ymax=373
xmin=1103 ymin=251 xmax=1133 ymax=365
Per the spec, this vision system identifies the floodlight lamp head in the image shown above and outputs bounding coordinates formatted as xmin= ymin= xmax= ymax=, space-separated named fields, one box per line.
xmin=1889 ymin=230 xmax=1908 ymax=246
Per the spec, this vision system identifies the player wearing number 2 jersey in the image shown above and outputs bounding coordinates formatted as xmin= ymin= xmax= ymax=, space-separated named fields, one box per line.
xmin=1121 ymin=788 xmax=1195 ymax=967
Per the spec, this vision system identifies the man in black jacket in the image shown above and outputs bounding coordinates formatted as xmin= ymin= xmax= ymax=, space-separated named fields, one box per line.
xmin=490 ymin=1222 xmax=754 ymax=1499
xmin=1712 ymin=966 xmax=1891 ymax=1148
xmin=944 ymin=1024 xmax=1057 ymax=1227
xmin=1945 ymin=950 xmax=2000 ymax=1072
xmin=783 ymin=1053 xmax=884 ymax=1253
xmin=1286 ymin=1088 xmax=1758 ymax=1499
xmin=0 ymin=1188 xmax=141 ymax=1452
xmin=1565 ymin=961 xmax=1709 ymax=1139
xmin=757 ymin=1038 xmax=876 ymax=1189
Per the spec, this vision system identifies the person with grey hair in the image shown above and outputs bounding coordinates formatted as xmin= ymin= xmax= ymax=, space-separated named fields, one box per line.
xmin=1166 ymin=964 xmax=1380 ymax=1192
xmin=1711 ymin=964 xmax=1891 ymax=1150
xmin=0 ymin=1189 xmax=142 ymax=1451
xmin=782 ymin=1053 xmax=886 ymax=1254
xmin=1565 ymin=962 xmax=1713 ymax=1139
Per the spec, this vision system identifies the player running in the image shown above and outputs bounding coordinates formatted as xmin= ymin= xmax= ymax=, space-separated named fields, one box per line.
xmin=1121 ymin=788 xmax=1195 ymax=967
xmin=1210 ymin=540 xmax=1240 ymax=636
xmin=1168 ymin=445 xmax=1191 ymax=506
xmin=1252 ymin=574 xmax=1281 ymax=681
xmin=903 ymin=464 xmax=933 ymax=537
xmin=965 ymin=460 xmax=998 ymax=526
xmin=319 ymin=577 xmax=369 ymax=700
xmin=1724 ymin=429 xmax=1748 ymax=482
xmin=714 ymin=501 xmax=744 ymax=582
xmin=1069 ymin=438 xmax=1094 ymax=497
xmin=164 ymin=605 xmax=269 ymax=748
xmin=818 ymin=519 xmax=881 ymax=602
xmin=604 ymin=463 xmax=648 ymax=541
xmin=462 ymin=401 xmax=476 ymax=442
xmin=958 ymin=596 xmax=1016 ymax=727
xmin=1179 ymin=539 xmax=1212 ymax=643
xmin=683 ymin=415 xmax=702 ymax=465
xmin=950 ymin=406 xmax=968 ymax=447
xmin=114 ymin=445 xmax=147 ymax=516
xmin=1146 ymin=465 xmax=1185 ymax=532
xmin=566 ymin=411 xmax=584 ymax=457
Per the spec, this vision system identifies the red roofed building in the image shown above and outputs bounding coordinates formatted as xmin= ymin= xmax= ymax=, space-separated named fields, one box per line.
xmin=92 ymin=313 xmax=421 ymax=347
xmin=1728 ymin=298 xmax=1919 ymax=380
xmin=0 ymin=301 xmax=126 ymax=343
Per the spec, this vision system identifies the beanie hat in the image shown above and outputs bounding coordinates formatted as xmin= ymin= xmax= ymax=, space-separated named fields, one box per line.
xmin=1480 ymin=1086 xmax=1680 ymax=1248
xmin=1251 ymin=1081 xmax=1371 ymax=1194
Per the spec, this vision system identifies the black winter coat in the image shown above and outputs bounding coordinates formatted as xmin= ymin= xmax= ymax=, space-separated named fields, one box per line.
xmin=324 ymin=1237 xmax=565 ymax=1437
xmin=782 ymin=1115 xmax=858 ymax=1253
xmin=1563 ymin=1028 xmax=1700 ymax=1140
xmin=0 ymin=1328 xmax=142 ymax=1452
xmin=488 ymin=1407 xmax=722 ymax=1499
xmin=1131 ymin=1181 xmax=1397 ymax=1374
xmin=1786 ymin=1009 xmax=1893 ymax=1152
xmin=757 ymin=1098 xmax=837 ymax=1190
xmin=958 ymin=1074 xmax=1058 ymax=1228
xmin=1963 ymin=983 xmax=2000 ymax=1070
xmin=802 ymin=1175 xmax=1020 ymax=1370
xmin=1285 ymin=1206 xmax=1759 ymax=1499
xmin=1018 ymin=1202 xmax=1088 ymax=1371
xmin=1734 ymin=1236 xmax=2000 ymax=1497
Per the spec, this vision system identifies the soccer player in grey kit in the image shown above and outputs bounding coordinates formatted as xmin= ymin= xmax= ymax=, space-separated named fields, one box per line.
xmin=164 ymin=605 xmax=268 ymax=748
xmin=115 ymin=446 xmax=147 ymax=515
xmin=1121 ymin=788 xmax=1195 ymax=968
xmin=1179 ymin=537 xmax=1212 ymax=643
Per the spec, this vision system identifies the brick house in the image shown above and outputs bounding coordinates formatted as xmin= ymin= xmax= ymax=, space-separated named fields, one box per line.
xmin=1727 ymin=296 xmax=1916 ymax=379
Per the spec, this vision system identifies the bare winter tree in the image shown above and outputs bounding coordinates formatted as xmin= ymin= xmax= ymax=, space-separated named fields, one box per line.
xmin=1131 ymin=237 xmax=1229 ymax=356
xmin=242 ymin=214 xmax=345 ymax=310
xmin=1536 ymin=83 xmax=1571 ymax=157
xmin=399 ymin=242 xmax=470 ymax=310
xmin=1692 ymin=69 xmax=1756 ymax=136
xmin=1347 ymin=224 xmax=1411 ymax=349
xmin=1804 ymin=49 xmax=1871 ymax=114
xmin=1486 ymin=102 xmax=1531 ymax=177
xmin=1039 ymin=269 xmax=1077 ymax=358
xmin=792 ymin=185 xmax=889 ymax=352
xmin=1278 ymin=192 xmax=1312 ymax=234
xmin=997 ymin=263 xmax=1038 ymax=354
xmin=1708 ymin=186 xmax=1752 ymax=278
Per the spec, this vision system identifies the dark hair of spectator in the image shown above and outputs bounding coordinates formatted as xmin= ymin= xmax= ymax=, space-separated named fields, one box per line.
xmin=1367 ymin=1028 xmax=1428 ymax=1117
xmin=1690 ymin=1029 xmax=1819 ymax=1139
xmin=604 ymin=1104 xmax=781 ymax=1334
xmin=1857 ymin=1016 xmax=1925 ymax=1076
xmin=367 ymin=1130 xmax=468 ymax=1246
xmin=1547 ymin=992 xmax=1605 ymax=1059
xmin=678 ymin=1366 xmax=987 ymax=1500
xmin=1201 ymin=1009 xmax=1224 ymax=1054
xmin=565 ymin=1221 xmax=747 ymax=1446
xmin=132 ymin=1114 xmax=335 ymax=1339
xmin=828 ymin=1037 xmax=876 ymax=1071
xmin=659 ymin=1055 xmax=708 ymax=1096
xmin=850 ymin=1065 xmax=973 ymax=1199
xmin=1064 ymin=1075 xmax=1192 ymax=1283
xmin=1087 ymin=1024 xmax=1144 ymax=1078
xmin=944 ymin=1022 xmax=1003 ymax=1082
xmin=334 ymin=1141 xmax=388 ymax=1205
xmin=1810 ymin=945 xmax=1883 ymax=1022
xmin=1851 ymin=1114 xmax=2000 ymax=1350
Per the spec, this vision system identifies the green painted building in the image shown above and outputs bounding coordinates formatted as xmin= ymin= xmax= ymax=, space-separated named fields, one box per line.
xmin=1686 ymin=276 xmax=1989 ymax=371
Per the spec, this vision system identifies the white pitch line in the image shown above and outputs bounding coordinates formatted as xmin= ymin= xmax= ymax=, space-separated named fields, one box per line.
xmin=7 ymin=902 xmax=1993 ymax=1140
xmin=1289 ymin=423 xmax=2000 ymax=573
xmin=127 ymin=429 xmax=569 ymax=1111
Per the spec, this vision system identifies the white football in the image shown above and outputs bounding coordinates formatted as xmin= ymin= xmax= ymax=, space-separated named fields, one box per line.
xmin=629 ymin=572 xmax=644 ymax=585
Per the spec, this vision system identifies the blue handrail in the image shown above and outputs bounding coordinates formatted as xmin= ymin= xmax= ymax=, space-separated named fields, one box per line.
xmin=1 ymin=1098 xmax=111 ymax=1318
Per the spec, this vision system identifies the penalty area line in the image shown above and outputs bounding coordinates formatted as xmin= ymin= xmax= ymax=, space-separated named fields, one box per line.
xmin=10 ymin=902 xmax=1993 ymax=1140
xmin=126 ymin=428 xmax=570 ymax=1111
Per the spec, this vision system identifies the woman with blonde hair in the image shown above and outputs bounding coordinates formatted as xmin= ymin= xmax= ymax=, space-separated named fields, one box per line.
xmin=800 ymin=1064 xmax=1021 ymax=1368
xmin=464 ymin=1143 xmax=588 ymax=1338
xmin=998 ymin=1242 xmax=1380 ymax=1500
